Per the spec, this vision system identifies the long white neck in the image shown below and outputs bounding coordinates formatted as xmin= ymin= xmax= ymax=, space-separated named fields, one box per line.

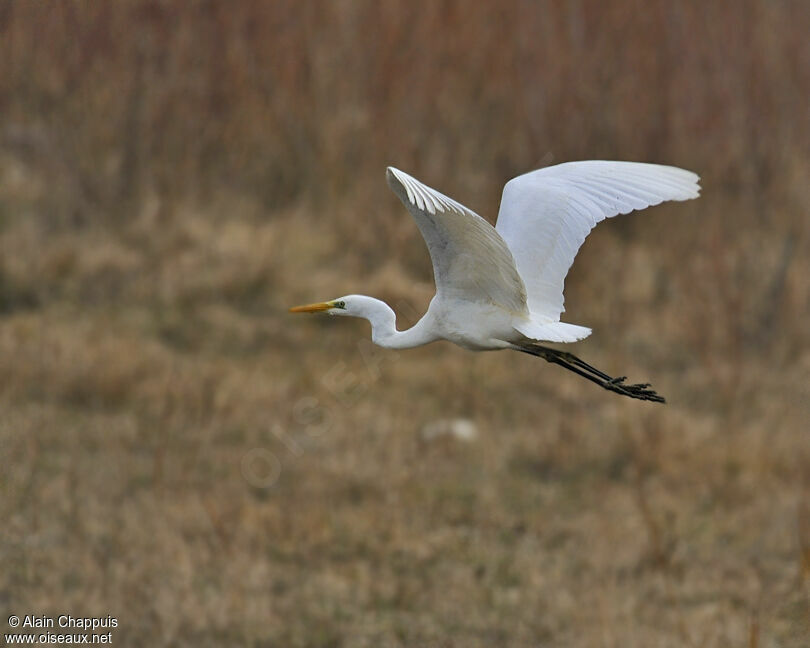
xmin=344 ymin=296 xmax=437 ymax=349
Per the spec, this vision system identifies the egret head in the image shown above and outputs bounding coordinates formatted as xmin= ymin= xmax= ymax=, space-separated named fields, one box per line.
xmin=289 ymin=295 xmax=397 ymax=324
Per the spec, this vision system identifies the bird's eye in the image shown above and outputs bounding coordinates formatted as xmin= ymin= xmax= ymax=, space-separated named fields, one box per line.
xmin=336 ymin=301 xmax=346 ymax=309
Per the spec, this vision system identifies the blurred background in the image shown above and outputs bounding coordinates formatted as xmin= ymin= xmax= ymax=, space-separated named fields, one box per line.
xmin=1 ymin=1 xmax=809 ymax=646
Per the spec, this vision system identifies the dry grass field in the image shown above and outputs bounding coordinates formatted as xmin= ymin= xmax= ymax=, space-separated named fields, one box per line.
xmin=1 ymin=2 xmax=809 ymax=646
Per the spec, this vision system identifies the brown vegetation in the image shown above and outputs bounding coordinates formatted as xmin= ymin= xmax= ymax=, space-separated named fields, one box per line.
xmin=1 ymin=2 xmax=808 ymax=646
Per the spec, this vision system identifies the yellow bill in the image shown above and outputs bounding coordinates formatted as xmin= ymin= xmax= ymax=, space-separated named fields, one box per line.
xmin=289 ymin=301 xmax=333 ymax=313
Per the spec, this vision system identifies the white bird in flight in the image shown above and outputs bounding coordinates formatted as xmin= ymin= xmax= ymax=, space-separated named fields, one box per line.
xmin=291 ymin=161 xmax=700 ymax=402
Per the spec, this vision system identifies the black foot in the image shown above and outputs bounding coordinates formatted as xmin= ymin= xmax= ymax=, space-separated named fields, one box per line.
xmin=601 ymin=375 xmax=665 ymax=403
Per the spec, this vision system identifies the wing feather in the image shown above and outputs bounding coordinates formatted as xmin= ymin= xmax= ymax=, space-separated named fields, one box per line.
xmin=495 ymin=161 xmax=700 ymax=320
xmin=386 ymin=167 xmax=527 ymax=314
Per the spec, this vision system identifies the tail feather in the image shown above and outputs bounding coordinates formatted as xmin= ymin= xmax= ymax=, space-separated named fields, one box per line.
xmin=514 ymin=320 xmax=592 ymax=343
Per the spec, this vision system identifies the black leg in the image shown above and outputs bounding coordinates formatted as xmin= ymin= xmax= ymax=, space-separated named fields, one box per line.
xmin=516 ymin=344 xmax=665 ymax=403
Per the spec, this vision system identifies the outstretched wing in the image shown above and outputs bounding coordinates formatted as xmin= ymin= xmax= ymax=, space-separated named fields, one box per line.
xmin=495 ymin=161 xmax=700 ymax=320
xmin=386 ymin=167 xmax=527 ymax=314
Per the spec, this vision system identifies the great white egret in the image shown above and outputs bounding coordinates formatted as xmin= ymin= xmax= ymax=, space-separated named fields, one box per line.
xmin=291 ymin=161 xmax=700 ymax=402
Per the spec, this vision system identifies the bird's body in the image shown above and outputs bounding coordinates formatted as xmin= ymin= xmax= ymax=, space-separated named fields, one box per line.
xmin=291 ymin=161 xmax=700 ymax=402
xmin=428 ymin=298 xmax=519 ymax=351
